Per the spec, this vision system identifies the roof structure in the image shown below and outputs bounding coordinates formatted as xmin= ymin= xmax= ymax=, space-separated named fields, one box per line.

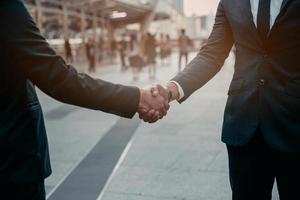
xmin=23 ymin=0 xmax=159 ymax=28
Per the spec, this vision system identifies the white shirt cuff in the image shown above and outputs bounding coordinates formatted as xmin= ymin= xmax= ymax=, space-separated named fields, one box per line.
xmin=169 ymin=81 xmax=185 ymax=100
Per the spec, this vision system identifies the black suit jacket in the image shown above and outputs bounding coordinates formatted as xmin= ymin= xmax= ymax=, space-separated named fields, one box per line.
xmin=172 ymin=0 xmax=300 ymax=152
xmin=0 ymin=0 xmax=140 ymax=184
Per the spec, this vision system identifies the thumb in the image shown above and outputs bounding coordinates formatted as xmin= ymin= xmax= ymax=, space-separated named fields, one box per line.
xmin=156 ymin=84 xmax=168 ymax=100
xmin=151 ymin=87 xmax=159 ymax=97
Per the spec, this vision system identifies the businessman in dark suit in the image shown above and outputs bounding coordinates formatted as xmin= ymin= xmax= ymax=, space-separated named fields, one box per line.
xmin=145 ymin=0 xmax=300 ymax=199
xmin=0 ymin=0 xmax=168 ymax=199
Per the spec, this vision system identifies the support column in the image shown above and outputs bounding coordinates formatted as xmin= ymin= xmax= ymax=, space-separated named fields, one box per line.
xmin=62 ymin=0 xmax=69 ymax=40
xmin=81 ymin=8 xmax=86 ymax=44
xmin=140 ymin=0 xmax=158 ymax=34
xmin=93 ymin=11 xmax=99 ymax=67
xmin=81 ymin=8 xmax=87 ymax=62
xmin=35 ymin=0 xmax=44 ymax=33
xmin=62 ymin=0 xmax=71 ymax=62
xmin=107 ymin=21 xmax=115 ymax=63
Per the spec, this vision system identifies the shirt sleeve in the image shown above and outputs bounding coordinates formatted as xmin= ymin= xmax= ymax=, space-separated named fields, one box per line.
xmin=168 ymin=81 xmax=185 ymax=101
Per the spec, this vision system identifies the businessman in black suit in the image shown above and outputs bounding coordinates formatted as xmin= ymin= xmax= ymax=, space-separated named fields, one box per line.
xmin=0 ymin=0 xmax=168 ymax=199
xmin=145 ymin=0 xmax=300 ymax=199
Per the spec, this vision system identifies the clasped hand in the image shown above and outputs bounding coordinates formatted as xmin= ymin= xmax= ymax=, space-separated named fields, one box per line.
xmin=138 ymin=85 xmax=169 ymax=123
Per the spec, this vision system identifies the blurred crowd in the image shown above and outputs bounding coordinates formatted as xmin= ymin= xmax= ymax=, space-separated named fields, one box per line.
xmin=63 ymin=29 xmax=194 ymax=81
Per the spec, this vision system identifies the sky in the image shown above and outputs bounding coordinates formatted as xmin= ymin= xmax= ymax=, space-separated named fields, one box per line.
xmin=184 ymin=0 xmax=220 ymax=16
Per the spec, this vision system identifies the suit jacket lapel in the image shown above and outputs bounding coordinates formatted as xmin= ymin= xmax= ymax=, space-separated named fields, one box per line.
xmin=276 ymin=0 xmax=292 ymax=23
xmin=237 ymin=0 xmax=262 ymax=46
xmin=280 ymin=0 xmax=293 ymax=11
xmin=269 ymin=0 xmax=293 ymax=36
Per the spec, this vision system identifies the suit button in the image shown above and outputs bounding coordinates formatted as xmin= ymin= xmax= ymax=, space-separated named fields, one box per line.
xmin=259 ymin=79 xmax=266 ymax=86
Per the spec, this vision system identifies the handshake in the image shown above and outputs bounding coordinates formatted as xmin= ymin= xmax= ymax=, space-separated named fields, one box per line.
xmin=138 ymin=83 xmax=179 ymax=123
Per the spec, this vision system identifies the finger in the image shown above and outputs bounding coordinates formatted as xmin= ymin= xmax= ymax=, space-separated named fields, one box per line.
xmin=138 ymin=108 xmax=148 ymax=114
xmin=158 ymin=99 xmax=169 ymax=115
xmin=159 ymin=112 xmax=165 ymax=119
xmin=138 ymin=110 xmax=146 ymax=118
xmin=139 ymin=112 xmax=150 ymax=121
xmin=158 ymin=104 xmax=166 ymax=116
xmin=164 ymin=101 xmax=170 ymax=111
xmin=139 ymin=112 xmax=148 ymax=122
xmin=149 ymin=119 xmax=159 ymax=123
xmin=139 ymin=109 xmax=149 ymax=120
xmin=149 ymin=117 xmax=160 ymax=123
xmin=160 ymin=108 xmax=167 ymax=117
xmin=150 ymin=87 xmax=159 ymax=97
xmin=148 ymin=111 xmax=160 ymax=123
xmin=154 ymin=111 xmax=160 ymax=122
xmin=155 ymin=111 xmax=160 ymax=118
xmin=139 ymin=114 xmax=148 ymax=121
xmin=156 ymin=84 xmax=168 ymax=100
xmin=142 ymin=109 xmax=156 ymax=122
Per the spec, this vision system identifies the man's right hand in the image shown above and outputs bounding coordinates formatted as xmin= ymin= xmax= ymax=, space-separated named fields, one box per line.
xmin=138 ymin=86 xmax=170 ymax=123
xmin=138 ymin=82 xmax=181 ymax=123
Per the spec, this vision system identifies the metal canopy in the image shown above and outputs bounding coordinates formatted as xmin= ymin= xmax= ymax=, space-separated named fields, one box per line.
xmin=24 ymin=0 xmax=156 ymax=25
xmin=22 ymin=0 xmax=170 ymax=38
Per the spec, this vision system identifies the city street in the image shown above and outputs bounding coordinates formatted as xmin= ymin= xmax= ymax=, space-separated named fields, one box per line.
xmin=41 ymin=52 xmax=279 ymax=200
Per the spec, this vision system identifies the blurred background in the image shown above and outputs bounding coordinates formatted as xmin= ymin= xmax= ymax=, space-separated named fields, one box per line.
xmin=22 ymin=0 xmax=278 ymax=200
xmin=24 ymin=0 xmax=218 ymax=72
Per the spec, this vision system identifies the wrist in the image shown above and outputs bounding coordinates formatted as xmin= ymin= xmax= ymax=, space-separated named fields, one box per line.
xmin=166 ymin=82 xmax=180 ymax=101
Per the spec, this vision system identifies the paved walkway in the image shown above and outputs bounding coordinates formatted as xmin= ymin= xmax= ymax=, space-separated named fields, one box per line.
xmin=40 ymin=53 xmax=279 ymax=200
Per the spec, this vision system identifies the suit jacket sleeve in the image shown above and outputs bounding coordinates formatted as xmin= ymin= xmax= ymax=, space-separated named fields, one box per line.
xmin=4 ymin=1 xmax=140 ymax=118
xmin=172 ymin=1 xmax=234 ymax=103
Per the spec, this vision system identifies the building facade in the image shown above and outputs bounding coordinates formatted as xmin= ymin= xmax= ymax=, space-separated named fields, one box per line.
xmin=186 ymin=13 xmax=214 ymax=40
xmin=172 ymin=0 xmax=184 ymax=14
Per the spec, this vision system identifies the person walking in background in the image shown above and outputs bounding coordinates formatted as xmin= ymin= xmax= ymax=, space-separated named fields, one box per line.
xmin=64 ymin=38 xmax=73 ymax=64
xmin=159 ymin=33 xmax=167 ymax=66
xmin=165 ymin=34 xmax=172 ymax=64
xmin=178 ymin=29 xmax=191 ymax=72
xmin=98 ymin=35 xmax=104 ymax=63
xmin=119 ymin=34 xmax=128 ymax=71
xmin=110 ymin=36 xmax=117 ymax=63
xmin=144 ymin=32 xmax=157 ymax=80
xmin=85 ymin=38 xmax=96 ymax=73
xmin=128 ymin=34 xmax=143 ymax=81
xmin=140 ymin=32 xmax=147 ymax=58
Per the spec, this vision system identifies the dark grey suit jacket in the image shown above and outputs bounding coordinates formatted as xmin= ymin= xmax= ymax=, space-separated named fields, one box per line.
xmin=172 ymin=0 xmax=300 ymax=152
xmin=0 ymin=0 xmax=140 ymax=183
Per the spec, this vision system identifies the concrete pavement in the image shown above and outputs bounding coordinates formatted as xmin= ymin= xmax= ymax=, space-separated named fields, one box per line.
xmin=40 ymin=53 xmax=279 ymax=199
xmin=100 ymin=53 xmax=233 ymax=200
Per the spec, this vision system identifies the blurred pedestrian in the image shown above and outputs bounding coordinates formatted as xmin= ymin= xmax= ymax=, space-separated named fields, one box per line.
xmin=98 ymin=35 xmax=104 ymax=63
xmin=165 ymin=34 xmax=172 ymax=64
xmin=119 ymin=34 xmax=128 ymax=71
xmin=64 ymin=38 xmax=73 ymax=63
xmin=85 ymin=38 xmax=96 ymax=73
xmin=140 ymin=32 xmax=147 ymax=58
xmin=128 ymin=35 xmax=143 ymax=81
xmin=178 ymin=29 xmax=191 ymax=71
xmin=159 ymin=33 xmax=167 ymax=66
xmin=145 ymin=33 xmax=157 ymax=80
xmin=110 ymin=36 xmax=117 ymax=63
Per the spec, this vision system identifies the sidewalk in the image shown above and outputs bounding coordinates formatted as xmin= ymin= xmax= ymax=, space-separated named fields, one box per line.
xmin=41 ymin=52 xmax=279 ymax=200
xmin=98 ymin=52 xmax=280 ymax=200
xmin=100 ymin=53 xmax=233 ymax=200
